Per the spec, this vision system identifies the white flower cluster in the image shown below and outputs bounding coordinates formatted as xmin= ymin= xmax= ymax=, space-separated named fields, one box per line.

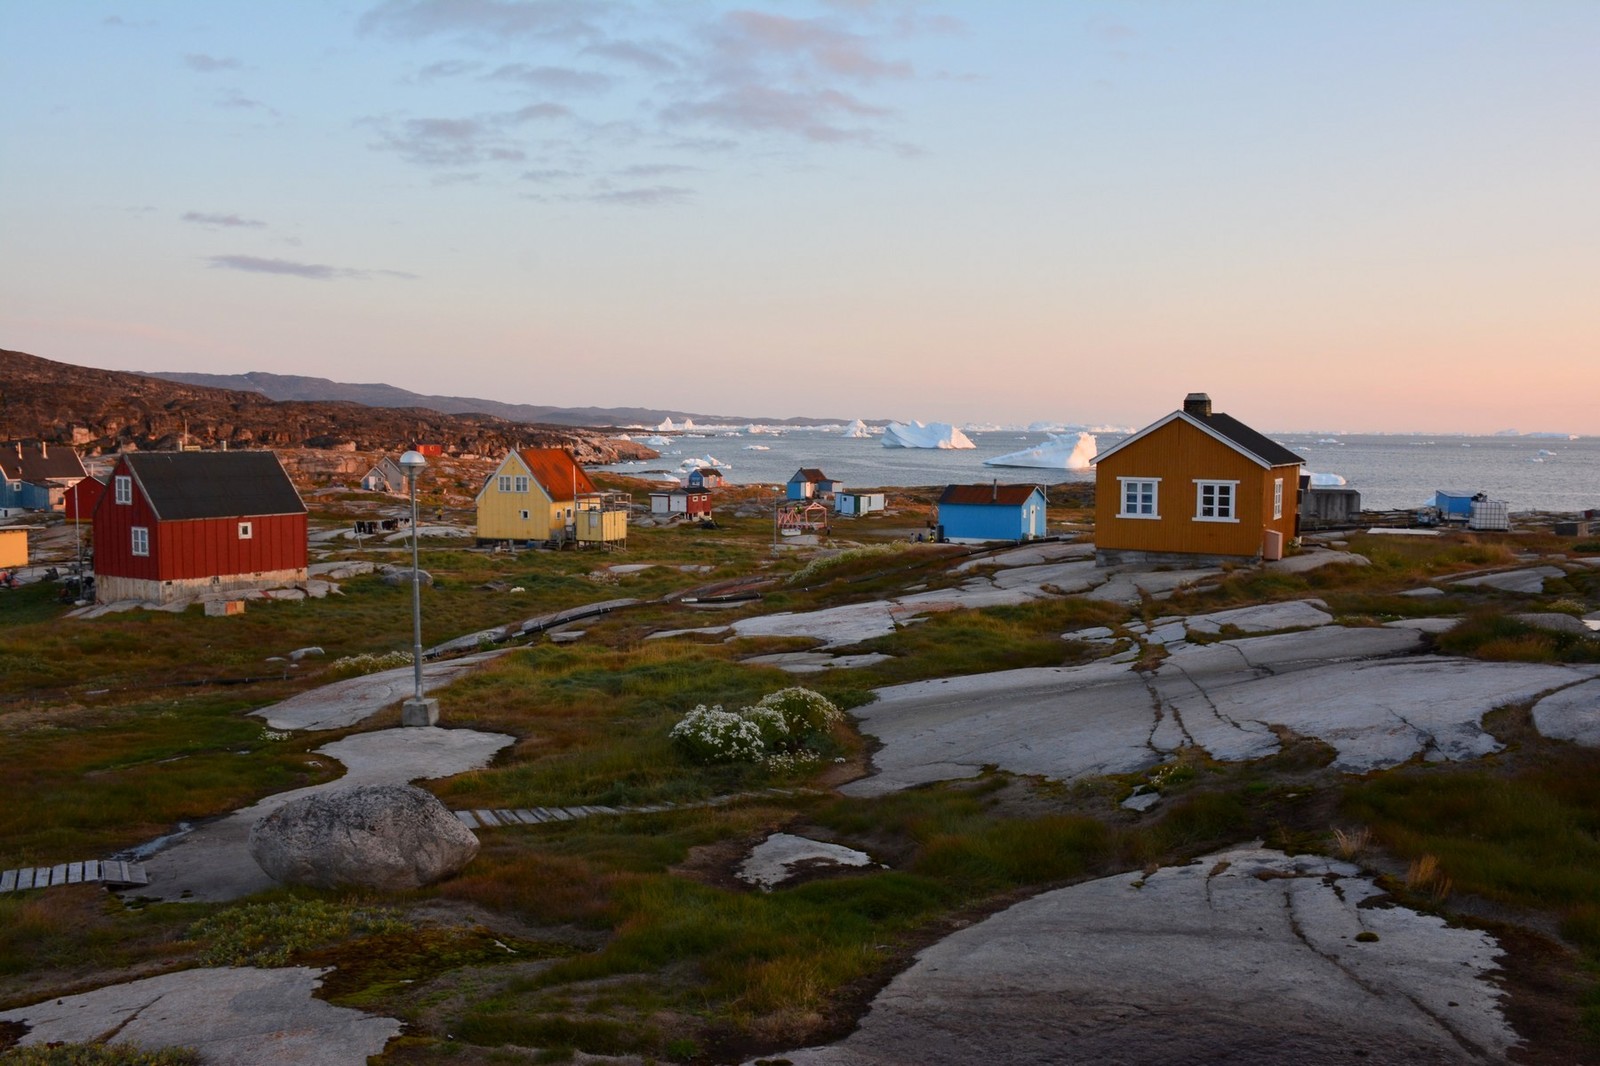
xmin=258 ymin=728 xmax=292 ymax=742
xmin=328 ymin=650 xmax=413 ymax=677
xmin=669 ymin=704 xmax=767 ymax=764
xmin=669 ymin=688 xmax=843 ymax=767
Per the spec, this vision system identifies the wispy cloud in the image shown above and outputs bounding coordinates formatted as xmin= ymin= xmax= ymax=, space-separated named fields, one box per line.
xmin=662 ymin=85 xmax=889 ymax=144
xmin=217 ymin=91 xmax=275 ymax=114
xmin=583 ymin=39 xmax=679 ymax=75
xmin=506 ymin=102 xmax=570 ymax=123
xmin=207 ymin=255 xmax=416 ymax=280
xmin=415 ymin=59 xmax=481 ymax=81
xmin=183 ymin=53 xmax=241 ymax=73
xmin=358 ymin=0 xmax=607 ymax=45
xmin=588 ymin=185 xmax=693 ymax=207
xmin=488 ymin=63 xmax=612 ymax=94
xmin=182 ymin=211 xmax=266 ymax=228
xmin=616 ymin=163 xmax=697 ymax=178
xmin=521 ymin=168 xmax=580 ymax=184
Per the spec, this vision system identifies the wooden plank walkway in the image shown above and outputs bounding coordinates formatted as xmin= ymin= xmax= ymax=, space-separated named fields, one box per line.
xmin=0 ymin=860 xmax=148 ymax=894
xmin=454 ymin=789 xmax=807 ymax=831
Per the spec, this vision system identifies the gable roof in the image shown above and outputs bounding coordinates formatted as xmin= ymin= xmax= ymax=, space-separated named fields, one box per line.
xmin=939 ymin=483 xmax=1043 ymax=507
xmin=517 ymin=448 xmax=596 ymax=502
xmin=788 ymin=468 xmax=829 ymax=483
xmin=0 ymin=441 xmax=87 ymax=482
xmin=120 ymin=452 xmax=306 ymax=521
xmin=1093 ymin=409 xmax=1304 ymax=469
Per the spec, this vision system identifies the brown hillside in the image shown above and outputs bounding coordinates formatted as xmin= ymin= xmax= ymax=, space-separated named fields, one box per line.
xmin=0 ymin=348 xmax=654 ymax=463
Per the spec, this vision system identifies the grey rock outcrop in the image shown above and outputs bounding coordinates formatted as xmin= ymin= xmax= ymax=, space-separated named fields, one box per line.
xmin=381 ymin=565 xmax=432 ymax=587
xmin=248 ymin=784 xmax=478 ymax=890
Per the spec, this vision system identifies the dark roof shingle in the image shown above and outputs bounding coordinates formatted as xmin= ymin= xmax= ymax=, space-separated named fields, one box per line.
xmin=124 ymin=452 xmax=306 ymax=521
xmin=0 ymin=441 xmax=88 ymax=482
xmin=1194 ymin=412 xmax=1304 ymax=467
xmin=939 ymin=483 xmax=1041 ymax=506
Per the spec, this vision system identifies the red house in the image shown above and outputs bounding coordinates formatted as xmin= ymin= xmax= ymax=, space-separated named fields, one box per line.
xmin=63 ymin=474 xmax=106 ymax=521
xmin=93 ymin=452 xmax=308 ymax=604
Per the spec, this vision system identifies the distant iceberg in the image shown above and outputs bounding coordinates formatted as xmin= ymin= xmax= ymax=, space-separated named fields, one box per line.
xmin=984 ymin=431 xmax=1097 ymax=471
xmin=882 ymin=421 xmax=976 ymax=449
xmin=744 ymin=444 xmax=770 ymax=451
xmin=1304 ymin=471 xmax=1347 ymax=487
xmin=842 ymin=419 xmax=873 ymax=438
xmin=677 ymin=454 xmax=731 ymax=471
xmin=640 ymin=434 xmax=672 ymax=448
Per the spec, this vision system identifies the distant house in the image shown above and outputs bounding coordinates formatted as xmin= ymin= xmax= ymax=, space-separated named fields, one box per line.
xmin=0 ymin=528 xmax=26 ymax=570
xmin=835 ymin=491 xmax=886 ymax=517
xmin=63 ymin=474 xmax=107 ymax=522
xmin=412 ymin=443 xmax=444 ymax=458
xmin=1093 ymin=393 xmax=1303 ymax=564
xmin=0 ymin=440 xmax=88 ymax=513
xmin=476 ymin=447 xmax=627 ymax=547
xmin=92 ymin=451 xmax=308 ymax=604
xmin=937 ymin=483 xmax=1048 ymax=544
xmin=787 ymin=468 xmax=840 ymax=500
xmin=360 ymin=455 xmax=407 ymax=495
xmin=649 ymin=487 xmax=712 ymax=519
xmin=686 ymin=468 xmax=724 ymax=490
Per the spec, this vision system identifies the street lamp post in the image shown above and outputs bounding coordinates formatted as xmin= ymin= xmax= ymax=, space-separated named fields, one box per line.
xmin=399 ymin=450 xmax=438 ymax=727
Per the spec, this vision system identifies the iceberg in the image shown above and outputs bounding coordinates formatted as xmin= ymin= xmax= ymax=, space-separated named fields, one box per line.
xmin=842 ymin=419 xmax=873 ymax=439
xmin=744 ymin=444 xmax=770 ymax=451
xmin=882 ymin=420 xmax=976 ymax=450
xmin=658 ymin=418 xmax=677 ymax=432
xmin=983 ymin=431 xmax=1097 ymax=471
xmin=677 ymin=454 xmax=731 ymax=472
xmin=641 ymin=435 xmax=672 ymax=448
xmin=1304 ymin=471 xmax=1347 ymax=487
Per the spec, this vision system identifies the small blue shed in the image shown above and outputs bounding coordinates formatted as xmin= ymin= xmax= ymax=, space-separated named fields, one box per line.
xmin=1434 ymin=490 xmax=1477 ymax=521
xmin=937 ymin=483 xmax=1048 ymax=544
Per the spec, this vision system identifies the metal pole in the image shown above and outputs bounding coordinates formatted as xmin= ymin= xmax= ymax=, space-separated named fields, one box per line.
xmin=409 ymin=468 xmax=424 ymax=702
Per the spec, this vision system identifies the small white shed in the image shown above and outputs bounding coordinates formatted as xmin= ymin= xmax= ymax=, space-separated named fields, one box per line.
xmin=836 ymin=491 xmax=886 ymax=517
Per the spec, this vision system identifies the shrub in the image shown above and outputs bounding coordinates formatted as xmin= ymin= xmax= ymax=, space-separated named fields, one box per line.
xmin=753 ymin=687 xmax=842 ymax=737
xmin=325 ymin=650 xmax=412 ymax=679
xmin=668 ymin=688 xmax=842 ymax=766
xmin=186 ymin=898 xmax=409 ymax=966
xmin=668 ymin=705 xmax=766 ymax=764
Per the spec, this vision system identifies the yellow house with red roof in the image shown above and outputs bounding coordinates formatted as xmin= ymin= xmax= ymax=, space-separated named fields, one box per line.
xmin=475 ymin=447 xmax=627 ymax=547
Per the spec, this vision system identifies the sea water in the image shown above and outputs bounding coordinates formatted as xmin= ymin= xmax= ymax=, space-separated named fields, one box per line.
xmin=599 ymin=430 xmax=1600 ymax=514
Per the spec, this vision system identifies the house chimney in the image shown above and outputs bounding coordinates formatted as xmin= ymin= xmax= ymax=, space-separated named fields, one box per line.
xmin=40 ymin=441 xmax=48 ymax=458
xmin=1183 ymin=393 xmax=1212 ymax=418
xmin=992 ymin=478 xmax=998 ymax=501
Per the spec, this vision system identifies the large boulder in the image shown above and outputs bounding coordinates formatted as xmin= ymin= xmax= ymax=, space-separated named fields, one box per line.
xmin=249 ymin=784 xmax=478 ymax=891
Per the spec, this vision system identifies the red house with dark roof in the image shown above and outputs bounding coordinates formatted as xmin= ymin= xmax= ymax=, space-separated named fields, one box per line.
xmin=93 ymin=451 xmax=308 ymax=604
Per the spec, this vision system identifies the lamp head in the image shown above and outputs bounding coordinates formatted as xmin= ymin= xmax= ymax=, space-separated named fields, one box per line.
xmin=399 ymin=450 xmax=427 ymax=473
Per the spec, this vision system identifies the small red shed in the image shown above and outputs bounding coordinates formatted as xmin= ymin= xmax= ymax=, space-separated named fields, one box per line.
xmin=63 ymin=474 xmax=106 ymax=521
xmin=93 ymin=451 xmax=308 ymax=604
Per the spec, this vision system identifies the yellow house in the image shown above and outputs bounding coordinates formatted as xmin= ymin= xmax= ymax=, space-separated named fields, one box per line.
xmin=0 ymin=528 xmax=27 ymax=569
xmin=1094 ymin=393 xmax=1304 ymax=565
xmin=475 ymin=448 xmax=627 ymax=547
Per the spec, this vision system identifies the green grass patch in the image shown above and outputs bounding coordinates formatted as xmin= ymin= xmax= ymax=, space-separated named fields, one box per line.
xmin=1435 ymin=609 xmax=1600 ymax=664
xmin=185 ymin=897 xmax=410 ymax=967
xmin=0 ymin=1045 xmax=201 ymax=1065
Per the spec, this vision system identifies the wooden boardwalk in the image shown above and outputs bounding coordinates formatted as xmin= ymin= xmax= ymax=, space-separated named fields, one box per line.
xmin=0 ymin=860 xmax=149 ymax=894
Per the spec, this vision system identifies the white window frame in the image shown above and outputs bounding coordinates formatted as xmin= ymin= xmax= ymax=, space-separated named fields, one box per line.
xmin=519 ymin=509 xmax=530 ymax=520
xmin=1194 ymin=480 xmax=1240 ymax=523
xmin=238 ymin=521 xmax=253 ymax=539
xmin=497 ymin=475 xmax=512 ymax=493
xmin=1273 ymin=478 xmax=1284 ymax=520
xmin=114 ymin=475 xmax=133 ymax=505
xmin=513 ymin=475 xmax=529 ymax=493
xmin=131 ymin=526 xmax=149 ymax=556
xmin=1117 ymin=477 xmax=1161 ymax=519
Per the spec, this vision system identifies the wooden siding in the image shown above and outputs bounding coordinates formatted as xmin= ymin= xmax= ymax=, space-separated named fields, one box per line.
xmin=476 ymin=453 xmax=562 ymax=541
xmin=1094 ymin=420 xmax=1298 ymax=557
xmin=93 ymin=457 xmax=307 ymax=582
xmin=575 ymin=509 xmax=628 ymax=542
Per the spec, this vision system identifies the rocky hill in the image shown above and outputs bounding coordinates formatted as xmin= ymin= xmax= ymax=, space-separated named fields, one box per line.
xmin=143 ymin=369 xmax=848 ymax=428
xmin=0 ymin=348 xmax=655 ymax=464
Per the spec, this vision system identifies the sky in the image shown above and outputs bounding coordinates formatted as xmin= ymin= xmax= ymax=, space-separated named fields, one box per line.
xmin=3 ymin=1 xmax=1598 ymax=434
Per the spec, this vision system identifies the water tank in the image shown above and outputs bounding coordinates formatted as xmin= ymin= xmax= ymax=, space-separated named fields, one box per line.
xmin=1468 ymin=499 xmax=1510 ymax=532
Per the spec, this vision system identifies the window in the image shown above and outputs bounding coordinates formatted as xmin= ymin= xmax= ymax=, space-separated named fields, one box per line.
xmin=1273 ymin=478 xmax=1284 ymax=520
xmin=513 ymin=476 xmax=529 ymax=493
xmin=497 ymin=475 xmax=511 ymax=493
xmin=238 ymin=521 xmax=253 ymax=539
xmin=519 ymin=509 xmax=530 ymax=520
xmin=115 ymin=475 xmax=132 ymax=505
xmin=1118 ymin=478 xmax=1160 ymax=518
xmin=131 ymin=526 xmax=149 ymax=556
xmin=1194 ymin=480 xmax=1239 ymax=522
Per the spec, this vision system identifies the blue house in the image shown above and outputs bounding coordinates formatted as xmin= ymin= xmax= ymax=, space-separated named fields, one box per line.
xmin=787 ymin=468 xmax=840 ymax=500
xmin=1 ymin=440 xmax=88 ymax=513
xmin=1434 ymin=490 xmax=1476 ymax=521
xmin=937 ymin=483 xmax=1048 ymax=544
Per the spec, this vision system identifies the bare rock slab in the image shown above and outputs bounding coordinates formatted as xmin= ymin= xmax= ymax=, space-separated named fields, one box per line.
xmin=252 ymin=650 xmax=505 ymax=731
xmin=1184 ymin=598 xmax=1332 ymax=636
xmin=250 ymin=783 xmax=479 ymax=891
xmin=1451 ymin=565 xmax=1565 ymax=594
xmin=0 ymin=966 xmax=400 ymax=1066
xmin=737 ymin=833 xmax=876 ymax=890
xmin=755 ymin=846 xmax=1514 ymax=1066
xmin=1531 ymin=679 xmax=1600 ymax=746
